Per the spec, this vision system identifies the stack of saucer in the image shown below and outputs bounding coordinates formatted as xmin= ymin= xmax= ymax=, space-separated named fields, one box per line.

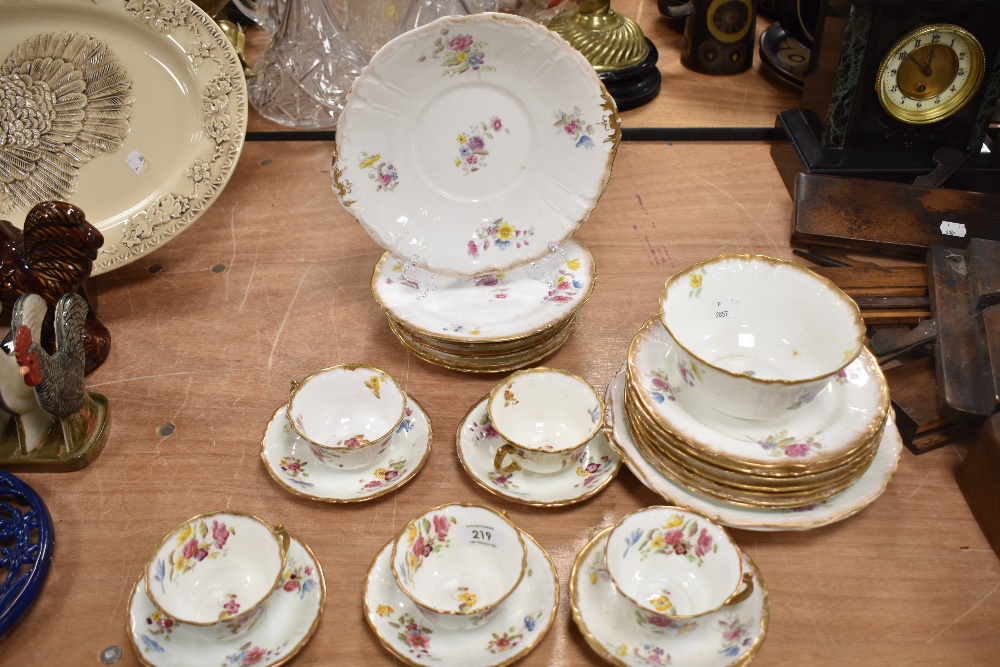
xmin=372 ymin=240 xmax=595 ymax=373
xmin=332 ymin=13 xmax=619 ymax=372
xmin=617 ymin=255 xmax=891 ymax=510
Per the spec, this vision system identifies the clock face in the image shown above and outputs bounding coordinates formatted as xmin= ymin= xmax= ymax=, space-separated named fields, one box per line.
xmin=876 ymin=24 xmax=986 ymax=125
xmin=706 ymin=0 xmax=753 ymax=44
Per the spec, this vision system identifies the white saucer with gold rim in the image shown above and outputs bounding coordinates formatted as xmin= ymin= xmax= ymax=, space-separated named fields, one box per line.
xmin=606 ymin=366 xmax=904 ymax=531
xmin=570 ymin=527 xmax=769 ymax=667
xmin=364 ymin=527 xmax=558 ymax=666
xmin=457 ymin=394 xmax=621 ymax=506
xmin=261 ymin=396 xmax=431 ymax=503
xmin=127 ymin=534 xmax=325 ymax=667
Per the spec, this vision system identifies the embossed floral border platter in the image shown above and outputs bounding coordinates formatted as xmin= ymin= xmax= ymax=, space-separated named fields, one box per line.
xmin=0 ymin=0 xmax=247 ymax=275
xmin=334 ymin=12 xmax=620 ymax=278
xmin=372 ymin=239 xmax=595 ymax=342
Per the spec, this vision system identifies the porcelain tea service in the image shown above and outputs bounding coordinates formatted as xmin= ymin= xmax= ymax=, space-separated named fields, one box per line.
xmin=604 ymin=506 xmax=752 ymax=629
xmin=487 ymin=367 xmax=604 ymax=475
xmin=142 ymin=511 xmax=290 ymax=642
xmin=287 ymin=364 xmax=407 ymax=470
xmin=389 ymin=502 xmax=527 ymax=631
xmin=659 ymin=254 xmax=866 ymax=421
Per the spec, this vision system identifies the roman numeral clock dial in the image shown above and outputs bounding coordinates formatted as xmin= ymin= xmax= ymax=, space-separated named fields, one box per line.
xmin=876 ymin=24 xmax=985 ymax=125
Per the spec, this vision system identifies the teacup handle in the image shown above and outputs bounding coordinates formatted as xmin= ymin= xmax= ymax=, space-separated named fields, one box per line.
xmin=722 ymin=571 xmax=755 ymax=608
xmin=272 ymin=523 xmax=291 ymax=557
xmin=493 ymin=443 xmax=522 ymax=475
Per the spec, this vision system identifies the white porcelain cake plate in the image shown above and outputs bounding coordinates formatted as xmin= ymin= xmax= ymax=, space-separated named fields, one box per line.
xmin=261 ymin=396 xmax=431 ymax=503
xmin=364 ymin=527 xmax=558 ymax=666
xmin=628 ymin=317 xmax=889 ymax=469
xmin=372 ymin=239 xmax=595 ymax=342
xmin=571 ymin=527 xmax=768 ymax=667
xmin=607 ymin=366 xmax=903 ymax=531
xmin=0 ymin=0 xmax=247 ymax=275
xmin=457 ymin=394 xmax=620 ymax=506
xmin=334 ymin=12 xmax=619 ymax=277
xmin=127 ymin=534 xmax=324 ymax=666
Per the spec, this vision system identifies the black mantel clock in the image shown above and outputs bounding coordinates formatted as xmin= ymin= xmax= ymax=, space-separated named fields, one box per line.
xmin=770 ymin=0 xmax=1000 ymax=195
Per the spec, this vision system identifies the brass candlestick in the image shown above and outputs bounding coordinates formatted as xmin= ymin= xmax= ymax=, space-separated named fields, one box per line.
xmin=548 ymin=0 xmax=649 ymax=72
xmin=548 ymin=0 xmax=660 ymax=110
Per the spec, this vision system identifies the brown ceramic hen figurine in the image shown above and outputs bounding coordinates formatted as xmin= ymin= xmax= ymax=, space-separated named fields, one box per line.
xmin=0 ymin=200 xmax=109 ymax=374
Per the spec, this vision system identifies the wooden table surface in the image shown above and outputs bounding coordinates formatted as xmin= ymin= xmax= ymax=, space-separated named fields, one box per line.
xmin=5 ymin=2 xmax=1000 ymax=666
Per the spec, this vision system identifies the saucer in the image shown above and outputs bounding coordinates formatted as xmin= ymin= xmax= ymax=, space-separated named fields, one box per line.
xmin=372 ymin=238 xmax=595 ymax=343
xmin=456 ymin=394 xmax=621 ymax=506
xmin=627 ymin=316 xmax=889 ymax=471
xmin=570 ymin=527 xmax=768 ymax=667
xmin=127 ymin=534 xmax=325 ymax=667
xmin=364 ymin=526 xmax=558 ymax=666
xmin=334 ymin=13 xmax=619 ymax=277
xmin=606 ymin=366 xmax=903 ymax=531
xmin=260 ymin=395 xmax=431 ymax=503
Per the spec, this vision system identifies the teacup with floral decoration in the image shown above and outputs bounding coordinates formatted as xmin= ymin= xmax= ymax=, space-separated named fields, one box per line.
xmin=143 ymin=511 xmax=290 ymax=641
xmin=604 ymin=506 xmax=752 ymax=631
xmin=659 ymin=254 xmax=865 ymax=420
xmin=287 ymin=364 xmax=406 ymax=470
xmin=390 ymin=502 xmax=527 ymax=631
xmin=487 ymin=367 xmax=603 ymax=475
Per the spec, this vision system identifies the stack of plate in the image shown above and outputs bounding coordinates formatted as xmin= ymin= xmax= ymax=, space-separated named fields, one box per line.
xmin=333 ymin=13 xmax=620 ymax=371
xmin=620 ymin=316 xmax=891 ymax=509
xmin=372 ymin=240 xmax=595 ymax=373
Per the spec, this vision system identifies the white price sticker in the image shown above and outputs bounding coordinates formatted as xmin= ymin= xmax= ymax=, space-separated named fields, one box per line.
xmin=940 ymin=221 xmax=967 ymax=238
xmin=125 ymin=149 xmax=147 ymax=175
xmin=460 ymin=524 xmax=503 ymax=550
xmin=714 ymin=298 xmax=740 ymax=320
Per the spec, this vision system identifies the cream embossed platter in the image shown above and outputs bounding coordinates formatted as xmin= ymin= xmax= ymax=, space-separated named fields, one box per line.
xmin=334 ymin=12 xmax=619 ymax=278
xmin=0 ymin=0 xmax=247 ymax=275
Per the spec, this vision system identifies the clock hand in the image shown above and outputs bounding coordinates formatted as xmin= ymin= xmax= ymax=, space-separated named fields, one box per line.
xmin=907 ymin=51 xmax=932 ymax=77
xmin=925 ymin=45 xmax=936 ymax=74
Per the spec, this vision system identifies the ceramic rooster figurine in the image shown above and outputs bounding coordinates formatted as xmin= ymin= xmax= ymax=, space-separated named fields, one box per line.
xmin=13 ymin=293 xmax=101 ymax=455
xmin=0 ymin=294 xmax=54 ymax=454
xmin=0 ymin=200 xmax=110 ymax=374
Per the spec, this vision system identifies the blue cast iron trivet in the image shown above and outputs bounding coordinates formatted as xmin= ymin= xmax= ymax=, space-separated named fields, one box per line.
xmin=0 ymin=470 xmax=54 ymax=638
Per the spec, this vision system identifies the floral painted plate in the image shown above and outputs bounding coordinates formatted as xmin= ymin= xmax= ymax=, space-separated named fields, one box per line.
xmin=334 ymin=12 xmax=619 ymax=277
xmin=457 ymin=394 xmax=621 ymax=506
xmin=372 ymin=239 xmax=595 ymax=343
xmin=260 ymin=396 xmax=431 ymax=503
xmin=364 ymin=526 xmax=558 ymax=666
xmin=570 ymin=527 xmax=768 ymax=667
xmin=127 ymin=534 xmax=325 ymax=666
xmin=627 ymin=317 xmax=889 ymax=470
xmin=0 ymin=0 xmax=246 ymax=275
xmin=606 ymin=366 xmax=903 ymax=531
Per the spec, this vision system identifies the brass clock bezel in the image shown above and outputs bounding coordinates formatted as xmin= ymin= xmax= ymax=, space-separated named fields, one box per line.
xmin=705 ymin=0 xmax=753 ymax=44
xmin=875 ymin=24 xmax=986 ymax=125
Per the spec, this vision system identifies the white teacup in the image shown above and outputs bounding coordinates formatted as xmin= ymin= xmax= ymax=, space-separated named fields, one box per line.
xmin=604 ymin=506 xmax=752 ymax=632
xmin=287 ymin=364 xmax=406 ymax=470
xmin=390 ymin=503 xmax=527 ymax=630
xmin=144 ymin=511 xmax=290 ymax=641
xmin=487 ymin=367 xmax=603 ymax=475
xmin=658 ymin=254 xmax=865 ymax=420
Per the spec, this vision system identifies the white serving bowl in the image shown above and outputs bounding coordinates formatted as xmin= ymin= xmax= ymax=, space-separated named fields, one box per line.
xmin=390 ymin=503 xmax=527 ymax=630
xmin=658 ymin=254 xmax=865 ymax=420
xmin=287 ymin=364 xmax=406 ymax=470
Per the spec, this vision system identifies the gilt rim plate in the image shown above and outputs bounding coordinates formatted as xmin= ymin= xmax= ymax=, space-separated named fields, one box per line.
xmin=334 ymin=12 xmax=619 ymax=277
xmin=0 ymin=0 xmax=247 ymax=275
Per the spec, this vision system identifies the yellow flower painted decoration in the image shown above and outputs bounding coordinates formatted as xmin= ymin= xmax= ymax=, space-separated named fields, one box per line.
xmin=689 ymin=272 xmax=702 ymax=289
xmin=617 ymin=644 xmax=629 ymax=657
xmin=176 ymin=524 xmax=193 ymax=546
xmin=359 ymin=153 xmax=381 ymax=170
xmin=589 ymin=570 xmax=598 ymax=585
xmin=664 ymin=515 xmax=684 ymax=529
xmin=376 ymin=604 xmax=394 ymax=617
xmin=651 ymin=593 xmax=674 ymax=613
xmin=497 ymin=222 xmax=516 ymax=242
xmin=457 ymin=133 xmax=468 ymax=144
xmin=365 ymin=375 xmax=382 ymax=399
xmin=566 ymin=258 xmax=581 ymax=271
